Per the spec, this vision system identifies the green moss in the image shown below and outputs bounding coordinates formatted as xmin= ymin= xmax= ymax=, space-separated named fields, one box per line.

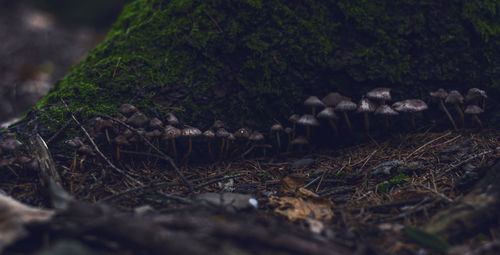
xmin=30 ymin=0 xmax=500 ymax=137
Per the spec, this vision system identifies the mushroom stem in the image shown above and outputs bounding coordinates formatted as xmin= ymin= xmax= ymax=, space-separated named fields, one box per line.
xmin=453 ymin=103 xmax=465 ymax=127
xmin=482 ymin=98 xmax=486 ymax=110
xmin=439 ymin=99 xmax=457 ymax=131
xmin=343 ymin=112 xmax=353 ymax=133
xmin=328 ymin=119 xmax=339 ymax=136
xmin=472 ymin=115 xmax=483 ymax=128
xmin=363 ymin=113 xmax=370 ymax=134
xmin=171 ymin=139 xmax=178 ymax=158
xmin=275 ymin=133 xmax=281 ymax=153
xmin=286 ymin=133 xmax=292 ymax=152
xmin=183 ymin=137 xmax=193 ymax=162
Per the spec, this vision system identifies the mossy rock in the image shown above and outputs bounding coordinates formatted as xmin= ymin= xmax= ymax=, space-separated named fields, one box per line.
xmin=16 ymin=0 xmax=500 ymax=140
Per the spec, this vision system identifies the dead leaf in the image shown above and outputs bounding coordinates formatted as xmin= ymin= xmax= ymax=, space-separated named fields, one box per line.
xmin=280 ymin=174 xmax=306 ymax=193
xmin=269 ymin=188 xmax=334 ymax=221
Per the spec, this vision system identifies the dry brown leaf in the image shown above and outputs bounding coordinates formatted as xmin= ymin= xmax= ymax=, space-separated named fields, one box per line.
xmin=269 ymin=188 xmax=335 ymax=221
xmin=279 ymin=174 xmax=306 ymax=193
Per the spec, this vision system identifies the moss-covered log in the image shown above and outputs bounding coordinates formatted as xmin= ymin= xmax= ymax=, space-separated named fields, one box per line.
xmin=20 ymin=0 xmax=500 ymax=138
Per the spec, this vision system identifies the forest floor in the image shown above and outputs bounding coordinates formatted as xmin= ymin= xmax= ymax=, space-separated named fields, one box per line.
xmin=1 ymin=125 xmax=500 ymax=254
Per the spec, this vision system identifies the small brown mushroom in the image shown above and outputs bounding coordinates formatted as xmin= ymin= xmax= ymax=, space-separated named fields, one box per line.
xmin=465 ymin=88 xmax=487 ymax=110
xmin=203 ymin=130 xmax=215 ymax=161
xmin=464 ymin=105 xmax=484 ymax=128
xmin=430 ymin=88 xmax=457 ymax=130
xmin=119 ymin=104 xmax=138 ymax=117
xmin=392 ymin=99 xmax=428 ymax=129
xmin=181 ymin=126 xmax=202 ymax=162
xmin=166 ymin=113 xmax=179 ymax=126
xmin=304 ymin=96 xmax=325 ymax=115
xmin=322 ymin=92 xmax=350 ymax=108
xmin=335 ymin=100 xmax=357 ymax=133
xmin=366 ymin=87 xmax=391 ymax=105
xmin=356 ymin=97 xmax=376 ymax=134
xmin=445 ymin=90 xmax=465 ymax=127
xmin=317 ymin=107 xmax=339 ymax=136
xmin=296 ymin=114 xmax=320 ymax=141
xmin=163 ymin=125 xmax=181 ymax=158
xmin=127 ymin=111 xmax=149 ymax=128
xmin=374 ymin=105 xmax=399 ymax=130
xmin=270 ymin=123 xmax=284 ymax=152
xmin=290 ymin=136 xmax=309 ymax=153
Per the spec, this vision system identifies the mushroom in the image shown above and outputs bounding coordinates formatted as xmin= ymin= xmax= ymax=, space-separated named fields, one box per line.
xmin=322 ymin=92 xmax=350 ymax=108
xmin=94 ymin=117 xmax=114 ymax=143
xmin=430 ymin=88 xmax=457 ymax=130
xmin=203 ymin=130 xmax=215 ymax=161
xmin=304 ymin=96 xmax=325 ymax=115
xmin=233 ymin=127 xmax=252 ymax=156
xmin=366 ymin=87 xmax=391 ymax=105
xmin=181 ymin=126 xmax=202 ymax=162
xmin=465 ymin=88 xmax=487 ymax=110
xmin=374 ymin=105 xmax=399 ymax=130
xmin=296 ymin=114 xmax=320 ymax=141
xmin=290 ymin=136 xmax=309 ymax=153
xmin=270 ymin=123 xmax=284 ymax=153
xmin=119 ymin=104 xmax=138 ymax=117
xmin=464 ymin=105 xmax=484 ymax=128
xmin=445 ymin=90 xmax=465 ymax=127
xmin=166 ymin=113 xmax=179 ymax=126
xmin=212 ymin=120 xmax=225 ymax=130
xmin=335 ymin=100 xmax=357 ymax=133
xmin=149 ymin=117 xmax=164 ymax=129
xmin=127 ymin=111 xmax=149 ymax=128
xmin=248 ymin=131 xmax=266 ymax=157
xmin=216 ymin=128 xmax=231 ymax=160
xmin=356 ymin=97 xmax=376 ymax=134
xmin=288 ymin=114 xmax=300 ymax=138
xmin=317 ymin=107 xmax=339 ymax=136
xmin=163 ymin=125 xmax=181 ymax=158
xmin=392 ymin=99 xmax=428 ymax=129
xmin=113 ymin=135 xmax=130 ymax=161
xmin=0 ymin=133 xmax=22 ymax=152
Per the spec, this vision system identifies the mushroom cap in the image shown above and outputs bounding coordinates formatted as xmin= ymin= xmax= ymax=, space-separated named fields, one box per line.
xmin=149 ymin=117 xmax=164 ymax=129
xmin=445 ymin=90 xmax=464 ymax=104
xmin=290 ymin=136 xmax=309 ymax=145
xmin=356 ymin=98 xmax=376 ymax=113
xmin=113 ymin=135 xmax=130 ymax=146
xmin=212 ymin=120 xmax=225 ymax=129
xmin=166 ymin=113 xmax=179 ymax=125
xmin=270 ymin=123 xmax=284 ymax=131
xmin=122 ymin=129 xmax=134 ymax=138
xmin=234 ymin=128 xmax=251 ymax=139
xmin=297 ymin=114 xmax=320 ymax=127
xmin=374 ymin=105 xmax=399 ymax=116
xmin=464 ymin=105 xmax=484 ymax=114
xmin=366 ymin=87 xmax=391 ymax=101
xmin=284 ymin=127 xmax=293 ymax=134
xmin=249 ymin=131 xmax=264 ymax=142
xmin=216 ymin=128 xmax=231 ymax=138
xmin=335 ymin=100 xmax=357 ymax=112
xmin=163 ymin=125 xmax=181 ymax=139
xmin=94 ymin=117 xmax=113 ymax=131
xmin=227 ymin=134 xmax=236 ymax=141
xmin=465 ymin=88 xmax=487 ymax=102
xmin=65 ymin=137 xmax=84 ymax=148
xmin=0 ymin=134 xmax=22 ymax=152
xmin=317 ymin=107 xmax=338 ymax=119
xmin=304 ymin=96 xmax=325 ymax=108
xmin=127 ymin=112 xmax=149 ymax=128
xmin=119 ymin=104 xmax=138 ymax=116
xmin=203 ymin=130 xmax=215 ymax=138
xmin=182 ymin=126 xmax=202 ymax=137
xmin=392 ymin=99 xmax=428 ymax=113
xmin=429 ymin=88 xmax=448 ymax=99
xmin=322 ymin=92 xmax=350 ymax=107
xmin=288 ymin=114 xmax=300 ymax=123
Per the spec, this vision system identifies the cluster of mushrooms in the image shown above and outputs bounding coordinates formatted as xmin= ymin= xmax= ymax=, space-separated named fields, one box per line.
xmin=0 ymin=133 xmax=38 ymax=171
xmin=288 ymin=87 xmax=488 ymax=145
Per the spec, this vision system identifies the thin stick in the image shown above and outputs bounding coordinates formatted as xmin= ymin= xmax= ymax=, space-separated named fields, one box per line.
xmin=61 ymin=100 xmax=143 ymax=186
xmin=438 ymin=147 xmax=499 ymax=177
xmin=99 ymin=114 xmax=193 ymax=191
xmin=405 ymin=131 xmax=451 ymax=160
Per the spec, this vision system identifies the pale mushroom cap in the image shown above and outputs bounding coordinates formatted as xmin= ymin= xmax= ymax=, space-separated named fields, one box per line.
xmin=181 ymin=126 xmax=202 ymax=137
xmin=429 ymin=88 xmax=448 ymax=99
xmin=163 ymin=125 xmax=181 ymax=139
xmin=270 ymin=123 xmax=284 ymax=131
xmin=203 ymin=130 xmax=215 ymax=138
xmin=317 ymin=107 xmax=338 ymax=119
xmin=249 ymin=131 xmax=264 ymax=141
xmin=465 ymin=88 xmax=487 ymax=102
xmin=216 ymin=128 xmax=231 ymax=138
xmin=335 ymin=100 xmax=357 ymax=112
xmin=234 ymin=128 xmax=251 ymax=139
xmin=119 ymin=104 xmax=138 ymax=116
xmin=289 ymin=114 xmax=300 ymax=123
xmin=322 ymin=92 xmax=350 ymax=107
xmin=374 ymin=105 xmax=399 ymax=116
xmin=297 ymin=114 xmax=320 ymax=127
xmin=284 ymin=127 xmax=293 ymax=134
xmin=290 ymin=136 xmax=309 ymax=145
xmin=166 ymin=113 xmax=179 ymax=125
xmin=113 ymin=135 xmax=130 ymax=146
xmin=366 ymin=87 xmax=391 ymax=101
xmin=149 ymin=117 xmax=164 ymax=129
xmin=392 ymin=99 xmax=428 ymax=112
xmin=212 ymin=120 xmax=225 ymax=129
xmin=356 ymin=98 xmax=376 ymax=113
xmin=65 ymin=137 xmax=83 ymax=148
xmin=464 ymin=105 xmax=484 ymax=114
xmin=445 ymin=90 xmax=464 ymax=104
xmin=304 ymin=96 xmax=325 ymax=108
xmin=127 ymin=112 xmax=149 ymax=128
